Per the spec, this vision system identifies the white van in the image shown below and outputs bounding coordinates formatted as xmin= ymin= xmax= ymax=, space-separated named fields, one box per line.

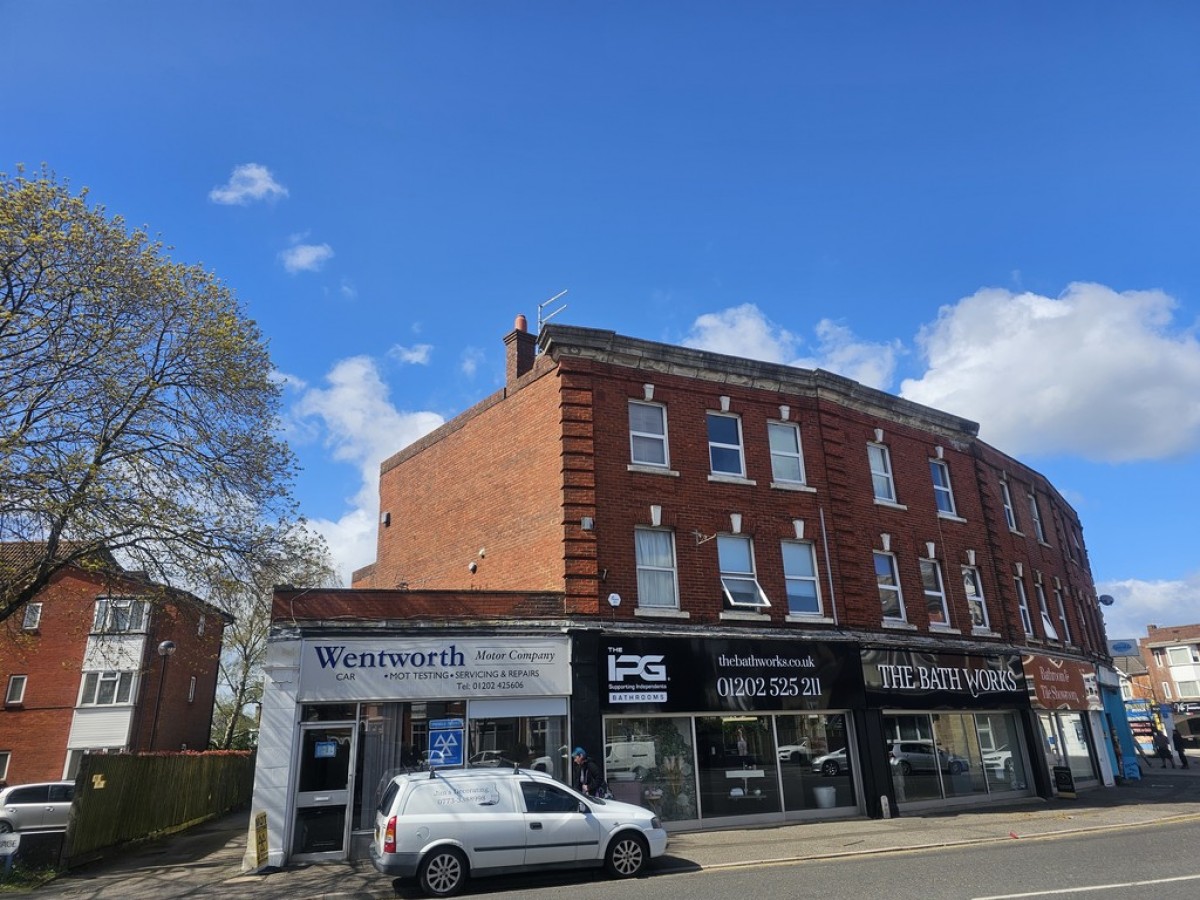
xmin=604 ymin=740 xmax=656 ymax=777
xmin=370 ymin=767 xmax=667 ymax=897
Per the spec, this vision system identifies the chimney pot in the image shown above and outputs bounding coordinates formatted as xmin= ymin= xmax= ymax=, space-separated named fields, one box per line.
xmin=515 ymin=314 xmax=528 ymax=333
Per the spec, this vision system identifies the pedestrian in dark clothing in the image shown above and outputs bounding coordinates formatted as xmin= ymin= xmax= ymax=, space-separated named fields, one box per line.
xmin=1172 ymin=730 xmax=1190 ymax=769
xmin=572 ymin=747 xmax=608 ymax=797
xmin=1153 ymin=730 xmax=1176 ymax=768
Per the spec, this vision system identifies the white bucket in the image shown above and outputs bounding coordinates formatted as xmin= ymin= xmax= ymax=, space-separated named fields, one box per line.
xmin=813 ymin=785 xmax=837 ymax=809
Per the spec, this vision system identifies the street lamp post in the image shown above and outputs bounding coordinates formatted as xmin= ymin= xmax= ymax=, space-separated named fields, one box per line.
xmin=149 ymin=640 xmax=177 ymax=751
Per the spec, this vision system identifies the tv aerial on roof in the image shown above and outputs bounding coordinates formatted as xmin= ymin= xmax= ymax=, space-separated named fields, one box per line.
xmin=538 ymin=290 xmax=569 ymax=332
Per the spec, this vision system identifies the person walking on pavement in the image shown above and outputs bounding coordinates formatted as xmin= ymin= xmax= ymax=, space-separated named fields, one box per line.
xmin=1153 ymin=730 xmax=1176 ymax=768
xmin=1172 ymin=729 xmax=1190 ymax=768
xmin=572 ymin=746 xmax=609 ymax=797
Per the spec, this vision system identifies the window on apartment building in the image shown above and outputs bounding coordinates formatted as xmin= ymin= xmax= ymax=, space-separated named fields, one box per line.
xmin=22 ymin=602 xmax=42 ymax=631
xmin=782 ymin=540 xmax=821 ymax=615
xmin=874 ymin=551 xmax=905 ymax=621
xmin=635 ymin=527 xmax=679 ymax=609
xmin=1153 ymin=649 xmax=1165 ymax=666
xmin=6 ymin=675 xmax=27 ymax=705
xmin=1120 ymin=680 xmax=1134 ymax=701
xmin=188 ymin=676 xmax=197 ymax=704
xmin=1034 ymin=581 xmax=1059 ymax=641
xmin=1071 ymin=529 xmax=1083 ymax=562
xmin=707 ymin=413 xmax=745 ymax=477
xmin=768 ymin=421 xmax=806 ymax=484
xmin=921 ymin=558 xmax=950 ymax=626
xmin=93 ymin=597 xmax=148 ymax=634
xmin=1162 ymin=682 xmax=1173 ymax=700
xmin=198 ymin=614 xmax=206 ymax=637
xmin=930 ymin=460 xmax=957 ymax=516
xmin=0 ymin=751 xmax=9 ymax=782
xmin=1177 ymin=681 xmax=1200 ymax=698
xmin=1029 ymin=494 xmax=1047 ymax=543
xmin=962 ymin=566 xmax=989 ymax=630
xmin=868 ymin=444 xmax=897 ymax=503
xmin=1013 ymin=577 xmax=1034 ymax=635
xmin=1000 ymin=479 xmax=1018 ymax=531
xmin=1167 ymin=646 xmax=1200 ymax=665
xmin=79 ymin=671 xmax=135 ymax=706
xmin=717 ymin=534 xmax=769 ymax=608
xmin=1053 ymin=585 xmax=1072 ymax=644
xmin=629 ymin=401 xmax=669 ymax=468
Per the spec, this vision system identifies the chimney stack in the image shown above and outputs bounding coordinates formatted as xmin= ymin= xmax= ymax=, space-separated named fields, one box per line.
xmin=504 ymin=313 xmax=537 ymax=384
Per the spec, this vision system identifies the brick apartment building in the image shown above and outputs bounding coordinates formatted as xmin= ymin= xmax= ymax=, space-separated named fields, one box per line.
xmin=1 ymin=544 xmax=228 ymax=785
xmin=253 ymin=316 xmax=1126 ymax=865
xmin=1140 ymin=623 xmax=1200 ymax=737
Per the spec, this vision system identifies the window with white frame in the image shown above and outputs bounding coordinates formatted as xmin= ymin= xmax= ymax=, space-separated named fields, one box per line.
xmin=1177 ymin=680 xmax=1200 ymax=698
xmin=781 ymin=540 xmax=821 ymax=615
xmin=1034 ymin=580 xmax=1059 ymax=640
xmin=188 ymin=676 xmax=197 ymax=703
xmin=22 ymin=602 xmax=42 ymax=631
xmin=717 ymin=534 xmax=769 ymax=608
xmin=1029 ymin=494 xmax=1047 ymax=543
xmin=930 ymin=460 xmax=957 ymax=516
xmin=629 ymin=401 xmax=669 ymax=468
xmin=962 ymin=566 xmax=989 ymax=629
xmin=1000 ymin=479 xmax=1018 ymax=531
xmin=1014 ymin=577 xmax=1034 ymax=635
xmin=1053 ymin=585 xmax=1072 ymax=644
xmin=0 ymin=751 xmax=9 ymax=782
xmin=768 ymin=421 xmax=806 ymax=484
xmin=868 ymin=444 xmax=896 ymax=502
xmin=92 ymin=597 xmax=148 ymax=634
xmin=634 ymin=527 xmax=679 ymax=609
xmin=6 ymin=675 xmax=27 ymax=705
xmin=198 ymin=614 xmax=206 ymax=637
xmin=1167 ymin=646 xmax=1200 ymax=666
xmin=1162 ymin=682 xmax=1173 ymax=700
xmin=707 ymin=413 xmax=745 ymax=477
xmin=921 ymin=558 xmax=950 ymax=626
xmin=79 ymin=671 xmax=135 ymax=707
xmin=874 ymin=551 xmax=905 ymax=621
xmin=1153 ymin=649 xmax=1165 ymax=666
xmin=1120 ymin=679 xmax=1133 ymax=701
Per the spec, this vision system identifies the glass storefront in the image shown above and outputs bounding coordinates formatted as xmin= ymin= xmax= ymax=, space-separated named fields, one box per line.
xmin=1038 ymin=711 xmax=1098 ymax=785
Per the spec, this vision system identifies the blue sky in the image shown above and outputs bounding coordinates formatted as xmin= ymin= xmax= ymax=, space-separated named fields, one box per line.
xmin=4 ymin=2 xmax=1198 ymax=641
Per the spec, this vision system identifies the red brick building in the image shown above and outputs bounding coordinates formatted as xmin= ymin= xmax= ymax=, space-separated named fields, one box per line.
xmin=1140 ymin=623 xmax=1200 ymax=737
xmin=1 ymin=545 xmax=227 ymax=785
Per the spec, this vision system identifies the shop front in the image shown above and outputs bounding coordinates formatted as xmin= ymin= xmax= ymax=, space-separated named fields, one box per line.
xmin=1023 ymin=652 xmax=1108 ymax=790
xmin=594 ymin=634 xmax=864 ymax=830
xmin=251 ymin=632 xmax=572 ymax=865
xmin=861 ymin=646 xmax=1037 ymax=813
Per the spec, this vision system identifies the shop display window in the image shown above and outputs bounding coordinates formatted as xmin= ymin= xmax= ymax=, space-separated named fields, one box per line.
xmin=694 ymin=715 xmax=780 ymax=818
xmin=776 ymin=713 xmax=856 ymax=812
xmin=603 ymin=716 xmax=696 ymax=822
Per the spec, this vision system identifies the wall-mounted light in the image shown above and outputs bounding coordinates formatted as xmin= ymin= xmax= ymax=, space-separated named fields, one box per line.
xmin=650 ymin=505 xmax=662 ymax=527
xmin=380 ymin=511 xmax=391 ymax=527
xmin=792 ymin=519 xmax=805 ymax=540
xmin=580 ymin=516 xmax=595 ymax=531
xmin=643 ymin=383 xmax=655 ymax=401
xmin=730 ymin=513 xmax=742 ymax=534
xmin=880 ymin=533 xmax=891 ymax=552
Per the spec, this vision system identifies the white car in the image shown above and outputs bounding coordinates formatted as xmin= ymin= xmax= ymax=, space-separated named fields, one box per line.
xmin=777 ymin=742 xmax=811 ymax=764
xmin=371 ymin=767 xmax=668 ymax=896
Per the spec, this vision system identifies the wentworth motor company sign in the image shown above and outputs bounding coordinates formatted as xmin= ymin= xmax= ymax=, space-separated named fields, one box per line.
xmin=861 ymin=647 xmax=1027 ymax=710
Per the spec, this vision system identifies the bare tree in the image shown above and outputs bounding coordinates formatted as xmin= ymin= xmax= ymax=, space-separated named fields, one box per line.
xmin=0 ymin=167 xmax=301 ymax=621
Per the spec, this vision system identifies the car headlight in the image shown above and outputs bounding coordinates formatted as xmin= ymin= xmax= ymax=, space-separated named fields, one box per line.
xmin=650 ymin=816 xmax=662 ymax=829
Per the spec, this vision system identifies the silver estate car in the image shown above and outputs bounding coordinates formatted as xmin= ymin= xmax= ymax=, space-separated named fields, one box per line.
xmin=371 ymin=767 xmax=667 ymax=897
xmin=0 ymin=781 xmax=75 ymax=832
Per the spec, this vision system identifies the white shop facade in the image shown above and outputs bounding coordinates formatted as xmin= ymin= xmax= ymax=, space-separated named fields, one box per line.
xmin=249 ymin=630 xmax=573 ymax=865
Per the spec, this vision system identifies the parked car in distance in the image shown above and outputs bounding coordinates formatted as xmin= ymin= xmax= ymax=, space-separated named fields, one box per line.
xmin=371 ymin=767 xmax=668 ymax=897
xmin=0 ymin=781 xmax=75 ymax=832
xmin=889 ymin=740 xmax=970 ymax=775
xmin=810 ymin=748 xmax=849 ymax=777
xmin=605 ymin=740 xmax=657 ymax=778
xmin=467 ymin=750 xmax=511 ymax=768
xmin=777 ymin=742 xmax=811 ymax=764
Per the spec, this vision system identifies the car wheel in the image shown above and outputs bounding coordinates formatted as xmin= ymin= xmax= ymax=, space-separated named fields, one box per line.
xmin=605 ymin=831 xmax=648 ymax=878
xmin=418 ymin=846 xmax=468 ymax=897
xmin=898 ymin=760 xmax=913 ymax=776
xmin=948 ymin=760 xmax=965 ymax=776
xmin=821 ymin=760 xmax=840 ymax=777
xmin=0 ymin=822 xmax=12 ymax=833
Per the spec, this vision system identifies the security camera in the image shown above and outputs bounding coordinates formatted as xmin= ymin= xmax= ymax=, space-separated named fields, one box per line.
xmin=468 ymin=561 xmax=477 ymax=574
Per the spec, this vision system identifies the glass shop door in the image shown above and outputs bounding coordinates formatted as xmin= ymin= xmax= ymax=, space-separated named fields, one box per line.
xmin=292 ymin=723 xmax=356 ymax=861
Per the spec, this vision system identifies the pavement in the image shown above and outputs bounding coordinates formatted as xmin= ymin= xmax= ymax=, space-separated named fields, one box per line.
xmin=22 ymin=762 xmax=1200 ymax=900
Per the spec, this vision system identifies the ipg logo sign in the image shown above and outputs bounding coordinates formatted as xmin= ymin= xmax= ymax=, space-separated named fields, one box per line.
xmin=607 ymin=650 xmax=667 ymax=683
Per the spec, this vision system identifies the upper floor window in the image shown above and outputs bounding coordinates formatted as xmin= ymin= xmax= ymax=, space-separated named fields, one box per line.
xmin=962 ymin=566 xmax=989 ymax=630
xmin=921 ymin=558 xmax=949 ymax=626
xmin=22 ymin=602 xmax=42 ymax=631
xmin=1000 ymin=479 xmax=1018 ymax=531
xmin=1153 ymin=648 xmax=1165 ymax=666
xmin=874 ymin=551 xmax=905 ymax=621
xmin=0 ymin=751 xmax=9 ymax=782
xmin=629 ymin=401 xmax=669 ymax=468
xmin=1029 ymin=494 xmax=1047 ymax=543
xmin=868 ymin=444 xmax=896 ymax=503
xmin=5 ymin=675 xmax=27 ymax=705
xmin=93 ymin=597 xmax=148 ymax=634
xmin=1177 ymin=680 xmax=1200 ymax=698
xmin=707 ymin=413 xmax=745 ymax=477
xmin=1162 ymin=682 xmax=1173 ymax=700
xmin=1053 ymin=585 xmax=1072 ymax=644
xmin=188 ymin=676 xmax=197 ymax=704
xmin=930 ymin=460 xmax=957 ymax=516
xmin=717 ymin=534 xmax=769 ymax=608
xmin=635 ymin=527 xmax=679 ymax=609
xmin=1034 ymin=581 xmax=1059 ymax=641
xmin=1014 ymin=577 xmax=1034 ymax=635
xmin=79 ymin=671 xmax=135 ymax=707
xmin=198 ymin=614 xmax=206 ymax=637
xmin=781 ymin=540 xmax=821 ymax=616
xmin=1167 ymin=646 xmax=1200 ymax=666
xmin=768 ymin=422 xmax=806 ymax=484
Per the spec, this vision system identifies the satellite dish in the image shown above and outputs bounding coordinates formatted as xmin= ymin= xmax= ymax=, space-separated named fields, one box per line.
xmin=1098 ymin=594 xmax=1115 ymax=607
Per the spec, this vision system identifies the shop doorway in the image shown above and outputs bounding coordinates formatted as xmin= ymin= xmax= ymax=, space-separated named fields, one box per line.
xmin=292 ymin=722 xmax=356 ymax=860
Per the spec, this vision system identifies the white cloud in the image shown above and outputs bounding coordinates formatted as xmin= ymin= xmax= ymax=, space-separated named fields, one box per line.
xmin=1099 ymin=573 xmax=1200 ymax=642
xmin=209 ymin=163 xmax=289 ymax=205
xmin=389 ymin=344 xmax=433 ymax=365
xmin=280 ymin=242 xmax=334 ymax=274
xmin=460 ymin=347 xmax=485 ymax=378
xmin=682 ymin=303 xmax=900 ymax=389
xmin=900 ymin=283 xmax=1200 ymax=462
xmin=292 ymin=356 xmax=443 ymax=582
